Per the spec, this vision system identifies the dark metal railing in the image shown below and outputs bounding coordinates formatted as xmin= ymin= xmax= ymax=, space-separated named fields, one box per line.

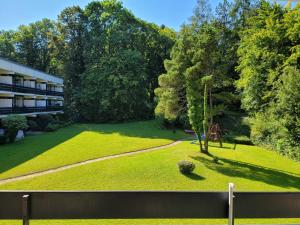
xmin=0 ymin=83 xmax=63 ymax=97
xmin=0 ymin=184 xmax=300 ymax=225
xmin=0 ymin=106 xmax=63 ymax=115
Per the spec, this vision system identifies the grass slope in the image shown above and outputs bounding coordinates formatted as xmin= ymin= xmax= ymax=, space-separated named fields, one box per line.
xmin=1 ymin=141 xmax=300 ymax=224
xmin=0 ymin=120 xmax=184 ymax=180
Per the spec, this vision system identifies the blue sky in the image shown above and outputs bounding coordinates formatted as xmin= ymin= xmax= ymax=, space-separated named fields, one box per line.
xmin=0 ymin=0 xmax=222 ymax=31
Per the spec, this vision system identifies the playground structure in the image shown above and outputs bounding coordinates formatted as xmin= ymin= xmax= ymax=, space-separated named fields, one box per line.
xmin=185 ymin=123 xmax=223 ymax=147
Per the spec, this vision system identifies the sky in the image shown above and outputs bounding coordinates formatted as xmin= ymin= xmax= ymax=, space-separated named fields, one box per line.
xmin=0 ymin=0 xmax=222 ymax=32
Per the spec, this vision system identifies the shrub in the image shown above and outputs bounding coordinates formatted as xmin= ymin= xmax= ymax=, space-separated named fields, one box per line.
xmin=0 ymin=135 xmax=6 ymax=144
xmin=27 ymin=120 xmax=39 ymax=131
xmin=61 ymin=121 xmax=73 ymax=127
xmin=177 ymin=160 xmax=195 ymax=174
xmin=36 ymin=114 xmax=54 ymax=130
xmin=45 ymin=123 xmax=60 ymax=132
xmin=2 ymin=115 xmax=28 ymax=143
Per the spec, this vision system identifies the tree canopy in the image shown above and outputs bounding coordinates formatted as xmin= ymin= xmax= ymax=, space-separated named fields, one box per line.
xmin=0 ymin=0 xmax=175 ymax=122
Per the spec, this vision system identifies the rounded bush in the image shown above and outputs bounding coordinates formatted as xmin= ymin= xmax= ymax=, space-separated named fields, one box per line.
xmin=177 ymin=160 xmax=195 ymax=174
xmin=45 ymin=123 xmax=60 ymax=132
xmin=37 ymin=114 xmax=54 ymax=130
xmin=2 ymin=115 xmax=28 ymax=143
xmin=27 ymin=120 xmax=39 ymax=131
xmin=0 ymin=135 xmax=7 ymax=145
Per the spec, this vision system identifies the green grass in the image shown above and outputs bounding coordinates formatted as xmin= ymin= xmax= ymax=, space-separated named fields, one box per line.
xmin=1 ymin=120 xmax=300 ymax=225
xmin=1 ymin=141 xmax=300 ymax=224
xmin=2 ymin=141 xmax=300 ymax=190
xmin=0 ymin=120 xmax=184 ymax=180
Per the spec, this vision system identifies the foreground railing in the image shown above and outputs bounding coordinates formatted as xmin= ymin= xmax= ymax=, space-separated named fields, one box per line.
xmin=0 ymin=184 xmax=300 ymax=225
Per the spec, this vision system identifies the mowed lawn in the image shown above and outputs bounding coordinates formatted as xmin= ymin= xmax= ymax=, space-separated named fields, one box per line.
xmin=0 ymin=120 xmax=184 ymax=180
xmin=1 ymin=141 xmax=300 ymax=224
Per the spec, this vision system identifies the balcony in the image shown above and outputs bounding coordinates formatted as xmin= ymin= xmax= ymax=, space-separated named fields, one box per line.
xmin=0 ymin=106 xmax=63 ymax=115
xmin=0 ymin=83 xmax=64 ymax=97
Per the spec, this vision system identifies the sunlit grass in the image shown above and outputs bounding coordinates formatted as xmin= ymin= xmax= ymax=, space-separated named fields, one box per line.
xmin=0 ymin=120 xmax=184 ymax=180
xmin=2 ymin=141 xmax=300 ymax=191
xmin=1 ymin=124 xmax=300 ymax=224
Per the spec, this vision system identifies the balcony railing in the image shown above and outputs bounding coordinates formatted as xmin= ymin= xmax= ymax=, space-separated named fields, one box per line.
xmin=0 ymin=106 xmax=63 ymax=115
xmin=0 ymin=83 xmax=64 ymax=97
xmin=0 ymin=184 xmax=300 ymax=225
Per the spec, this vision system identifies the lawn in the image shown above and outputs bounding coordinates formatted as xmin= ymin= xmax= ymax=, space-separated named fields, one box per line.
xmin=0 ymin=120 xmax=184 ymax=180
xmin=1 ymin=139 xmax=300 ymax=224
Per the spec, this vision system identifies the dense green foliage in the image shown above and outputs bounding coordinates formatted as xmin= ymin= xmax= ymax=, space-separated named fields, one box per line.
xmin=156 ymin=0 xmax=300 ymax=160
xmin=0 ymin=0 xmax=175 ymax=122
xmin=237 ymin=2 xmax=300 ymax=159
xmin=2 ymin=115 xmax=28 ymax=143
xmin=80 ymin=50 xmax=150 ymax=121
xmin=1 ymin=0 xmax=299 ymax=160
xmin=155 ymin=0 xmax=254 ymax=151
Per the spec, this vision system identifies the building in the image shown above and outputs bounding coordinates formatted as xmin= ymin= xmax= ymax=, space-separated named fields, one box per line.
xmin=0 ymin=57 xmax=64 ymax=118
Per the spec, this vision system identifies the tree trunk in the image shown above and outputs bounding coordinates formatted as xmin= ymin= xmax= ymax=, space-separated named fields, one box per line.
xmin=196 ymin=132 xmax=204 ymax=152
xmin=209 ymin=88 xmax=213 ymax=124
xmin=203 ymin=83 xmax=209 ymax=153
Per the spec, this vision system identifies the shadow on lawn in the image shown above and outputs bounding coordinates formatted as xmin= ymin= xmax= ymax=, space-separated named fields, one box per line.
xmin=83 ymin=120 xmax=185 ymax=140
xmin=182 ymin=172 xmax=205 ymax=181
xmin=0 ymin=126 xmax=84 ymax=176
xmin=190 ymin=156 xmax=300 ymax=189
xmin=0 ymin=121 xmax=185 ymax=176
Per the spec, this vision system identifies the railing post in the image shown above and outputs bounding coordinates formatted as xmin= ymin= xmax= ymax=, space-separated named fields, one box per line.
xmin=22 ymin=194 xmax=30 ymax=225
xmin=228 ymin=183 xmax=235 ymax=225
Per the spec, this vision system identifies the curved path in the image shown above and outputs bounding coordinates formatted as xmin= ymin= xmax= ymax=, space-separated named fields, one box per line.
xmin=0 ymin=140 xmax=183 ymax=185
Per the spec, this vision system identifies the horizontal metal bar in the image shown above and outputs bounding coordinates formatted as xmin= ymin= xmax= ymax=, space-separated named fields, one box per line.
xmin=0 ymin=191 xmax=228 ymax=219
xmin=0 ymin=106 xmax=63 ymax=115
xmin=0 ymin=83 xmax=63 ymax=96
xmin=235 ymin=192 xmax=300 ymax=218
xmin=0 ymin=191 xmax=299 ymax=220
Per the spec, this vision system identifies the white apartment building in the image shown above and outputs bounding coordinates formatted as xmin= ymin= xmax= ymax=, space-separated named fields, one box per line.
xmin=0 ymin=57 xmax=64 ymax=118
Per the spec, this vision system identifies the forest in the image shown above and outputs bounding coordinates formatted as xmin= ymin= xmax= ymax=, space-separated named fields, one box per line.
xmin=0 ymin=0 xmax=299 ymax=160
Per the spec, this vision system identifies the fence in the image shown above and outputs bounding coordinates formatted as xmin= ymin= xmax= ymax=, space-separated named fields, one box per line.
xmin=0 ymin=184 xmax=300 ymax=225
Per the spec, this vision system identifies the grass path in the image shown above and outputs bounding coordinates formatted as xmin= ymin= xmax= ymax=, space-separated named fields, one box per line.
xmin=0 ymin=120 xmax=185 ymax=180
xmin=2 ymin=141 xmax=300 ymax=191
xmin=0 ymin=140 xmax=183 ymax=185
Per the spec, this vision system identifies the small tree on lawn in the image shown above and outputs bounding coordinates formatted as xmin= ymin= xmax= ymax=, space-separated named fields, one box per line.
xmin=202 ymin=75 xmax=213 ymax=153
xmin=2 ymin=115 xmax=28 ymax=143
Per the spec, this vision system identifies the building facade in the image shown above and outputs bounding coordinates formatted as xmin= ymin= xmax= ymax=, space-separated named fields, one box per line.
xmin=0 ymin=57 xmax=64 ymax=118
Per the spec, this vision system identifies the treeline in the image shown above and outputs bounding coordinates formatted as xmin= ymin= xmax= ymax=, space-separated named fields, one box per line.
xmin=0 ymin=0 xmax=175 ymax=122
xmin=237 ymin=2 xmax=300 ymax=159
xmin=155 ymin=0 xmax=300 ymax=159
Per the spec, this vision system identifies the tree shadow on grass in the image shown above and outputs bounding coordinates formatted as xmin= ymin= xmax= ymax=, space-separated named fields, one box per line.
xmin=190 ymin=156 xmax=300 ymax=189
xmin=0 ymin=126 xmax=84 ymax=176
xmin=181 ymin=172 xmax=205 ymax=181
xmin=0 ymin=120 xmax=186 ymax=177
xmin=84 ymin=120 xmax=186 ymax=141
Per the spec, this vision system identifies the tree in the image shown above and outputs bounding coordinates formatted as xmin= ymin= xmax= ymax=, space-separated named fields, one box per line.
xmin=155 ymin=25 xmax=193 ymax=126
xmin=14 ymin=19 xmax=59 ymax=73
xmin=0 ymin=30 xmax=16 ymax=60
xmin=80 ymin=50 xmax=150 ymax=122
xmin=202 ymin=75 xmax=213 ymax=152
xmin=57 ymin=6 xmax=86 ymax=120
xmin=185 ymin=23 xmax=222 ymax=153
xmin=84 ymin=0 xmax=175 ymax=115
xmin=237 ymin=1 xmax=300 ymax=160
